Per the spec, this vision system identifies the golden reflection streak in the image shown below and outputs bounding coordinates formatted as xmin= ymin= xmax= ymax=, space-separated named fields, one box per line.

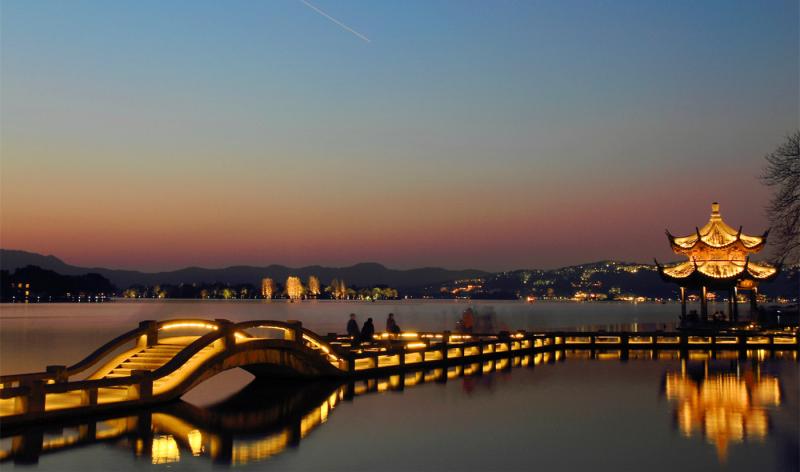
xmin=664 ymin=362 xmax=780 ymax=462
xmin=151 ymin=435 xmax=180 ymax=464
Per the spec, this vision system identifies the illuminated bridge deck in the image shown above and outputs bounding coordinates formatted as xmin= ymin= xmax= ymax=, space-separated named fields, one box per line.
xmin=0 ymin=318 xmax=796 ymax=426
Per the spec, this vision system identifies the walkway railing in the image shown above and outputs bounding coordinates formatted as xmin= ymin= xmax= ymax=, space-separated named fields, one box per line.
xmin=0 ymin=319 xmax=796 ymax=426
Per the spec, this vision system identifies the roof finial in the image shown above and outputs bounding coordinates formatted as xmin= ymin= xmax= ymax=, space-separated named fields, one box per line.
xmin=709 ymin=202 xmax=721 ymax=221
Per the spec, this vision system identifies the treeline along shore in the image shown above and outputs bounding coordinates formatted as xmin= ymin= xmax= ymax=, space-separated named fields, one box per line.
xmin=1 ymin=250 xmax=798 ymax=303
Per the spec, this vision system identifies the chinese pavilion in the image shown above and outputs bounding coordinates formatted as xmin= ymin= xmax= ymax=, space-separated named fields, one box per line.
xmin=656 ymin=202 xmax=778 ymax=320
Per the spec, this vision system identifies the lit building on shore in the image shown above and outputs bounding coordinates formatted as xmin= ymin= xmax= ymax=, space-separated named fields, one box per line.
xmin=656 ymin=203 xmax=778 ymax=320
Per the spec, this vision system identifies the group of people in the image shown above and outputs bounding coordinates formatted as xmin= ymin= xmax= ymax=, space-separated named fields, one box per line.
xmin=346 ymin=308 xmax=480 ymax=343
xmin=346 ymin=312 xmax=401 ymax=343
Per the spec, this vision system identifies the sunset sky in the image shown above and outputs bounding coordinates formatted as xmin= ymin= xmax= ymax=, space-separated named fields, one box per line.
xmin=1 ymin=0 xmax=797 ymax=271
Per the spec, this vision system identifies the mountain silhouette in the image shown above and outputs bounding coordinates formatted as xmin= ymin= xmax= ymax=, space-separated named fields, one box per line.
xmin=0 ymin=249 xmax=488 ymax=289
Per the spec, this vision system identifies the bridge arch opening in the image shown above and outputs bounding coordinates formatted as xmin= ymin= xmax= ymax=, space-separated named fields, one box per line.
xmin=180 ymin=368 xmax=255 ymax=406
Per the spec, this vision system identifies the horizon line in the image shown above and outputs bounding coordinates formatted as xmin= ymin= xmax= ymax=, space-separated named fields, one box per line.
xmin=1 ymin=248 xmax=661 ymax=274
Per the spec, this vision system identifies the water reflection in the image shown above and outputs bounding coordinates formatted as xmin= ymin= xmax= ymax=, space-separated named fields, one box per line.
xmin=0 ymin=351 xmax=795 ymax=469
xmin=1 ymin=379 xmax=343 ymax=467
xmin=665 ymin=359 xmax=781 ymax=462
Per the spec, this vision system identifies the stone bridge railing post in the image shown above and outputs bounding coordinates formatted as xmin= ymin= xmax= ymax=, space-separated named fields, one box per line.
xmin=214 ymin=319 xmax=236 ymax=349
xmin=46 ymin=365 xmax=68 ymax=383
xmin=286 ymin=320 xmax=303 ymax=344
xmin=80 ymin=387 xmax=98 ymax=406
xmin=17 ymin=379 xmax=45 ymax=416
xmin=441 ymin=331 xmax=451 ymax=361
xmin=138 ymin=320 xmax=158 ymax=347
xmin=139 ymin=320 xmax=158 ymax=347
xmin=128 ymin=370 xmax=153 ymax=401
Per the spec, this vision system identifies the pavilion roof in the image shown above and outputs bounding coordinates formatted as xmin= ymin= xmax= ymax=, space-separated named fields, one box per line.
xmin=658 ymin=259 xmax=778 ymax=283
xmin=667 ymin=203 xmax=767 ymax=253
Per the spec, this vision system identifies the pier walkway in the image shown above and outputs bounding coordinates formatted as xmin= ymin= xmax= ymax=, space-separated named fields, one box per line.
xmin=1 ymin=318 xmax=797 ymax=426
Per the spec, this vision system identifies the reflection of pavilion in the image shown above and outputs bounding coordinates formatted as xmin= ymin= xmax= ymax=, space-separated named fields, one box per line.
xmin=664 ymin=360 xmax=781 ymax=461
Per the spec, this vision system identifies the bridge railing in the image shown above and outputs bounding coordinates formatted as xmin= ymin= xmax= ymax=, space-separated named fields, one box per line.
xmin=0 ymin=319 xmax=347 ymax=420
xmin=0 ymin=323 xmax=151 ymax=388
xmin=334 ymin=329 xmax=797 ymax=373
xmin=1 ymin=320 xmax=796 ymax=423
xmin=0 ymin=322 xmax=236 ymax=418
xmin=235 ymin=320 xmax=342 ymax=366
xmin=0 ymin=318 xmax=230 ymax=389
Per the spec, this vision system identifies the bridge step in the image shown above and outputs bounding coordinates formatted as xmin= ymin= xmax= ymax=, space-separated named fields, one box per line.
xmin=121 ymin=362 xmax=166 ymax=369
xmin=133 ymin=352 xmax=175 ymax=358
xmin=132 ymin=355 xmax=174 ymax=361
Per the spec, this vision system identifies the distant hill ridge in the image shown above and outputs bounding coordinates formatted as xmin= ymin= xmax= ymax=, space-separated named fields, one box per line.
xmin=0 ymin=249 xmax=490 ymax=289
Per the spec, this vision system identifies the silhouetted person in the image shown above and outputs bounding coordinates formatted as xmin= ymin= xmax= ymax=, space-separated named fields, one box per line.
xmin=460 ymin=308 xmax=474 ymax=333
xmin=386 ymin=313 xmax=400 ymax=334
xmin=347 ymin=313 xmax=359 ymax=339
xmin=361 ymin=317 xmax=375 ymax=342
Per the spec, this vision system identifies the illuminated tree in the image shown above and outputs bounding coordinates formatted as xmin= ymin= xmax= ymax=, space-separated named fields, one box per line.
xmin=261 ymin=278 xmax=276 ymax=299
xmin=221 ymin=288 xmax=235 ymax=300
xmin=308 ymin=276 xmax=321 ymax=297
xmin=153 ymin=284 xmax=167 ymax=299
xmin=339 ymin=279 xmax=349 ymax=299
xmin=762 ymin=131 xmax=800 ymax=264
xmin=285 ymin=276 xmax=304 ymax=300
xmin=327 ymin=278 xmax=348 ymax=299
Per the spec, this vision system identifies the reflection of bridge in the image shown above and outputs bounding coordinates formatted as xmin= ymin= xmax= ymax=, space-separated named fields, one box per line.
xmin=0 ymin=318 xmax=796 ymax=425
xmin=1 ymin=352 xmax=792 ymax=467
xmin=1 ymin=378 xmax=344 ymax=466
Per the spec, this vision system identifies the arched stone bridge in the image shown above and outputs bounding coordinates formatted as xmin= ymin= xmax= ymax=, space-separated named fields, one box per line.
xmin=0 ymin=318 xmax=796 ymax=425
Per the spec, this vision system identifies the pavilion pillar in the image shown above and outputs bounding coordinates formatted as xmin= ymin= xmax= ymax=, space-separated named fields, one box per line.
xmin=680 ymin=287 xmax=686 ymax=318
xmin=728 ymin=288 xmax=735 ymax=322
xmin=733 ymin=287 xmax=739 ymax=321
xmin=749 ymin=287 xmax=758 ymax=314
xmin=700 ymin=286 xmax=708 ymax=319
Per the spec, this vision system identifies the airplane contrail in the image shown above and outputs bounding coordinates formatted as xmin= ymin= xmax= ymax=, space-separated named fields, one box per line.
xmin=299 ymin=0 xmax=371 ymax=43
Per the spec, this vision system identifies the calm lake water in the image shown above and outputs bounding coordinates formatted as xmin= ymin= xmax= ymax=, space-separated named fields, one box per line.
xmin=0 ymin=300 xmax=797 ymax=471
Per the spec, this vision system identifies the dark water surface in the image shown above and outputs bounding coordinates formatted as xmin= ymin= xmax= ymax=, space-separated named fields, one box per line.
xmin=1 ymin=299 xmax=697 ymax=374
xmin=1 ymin=301 xmax=797 ymax=471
